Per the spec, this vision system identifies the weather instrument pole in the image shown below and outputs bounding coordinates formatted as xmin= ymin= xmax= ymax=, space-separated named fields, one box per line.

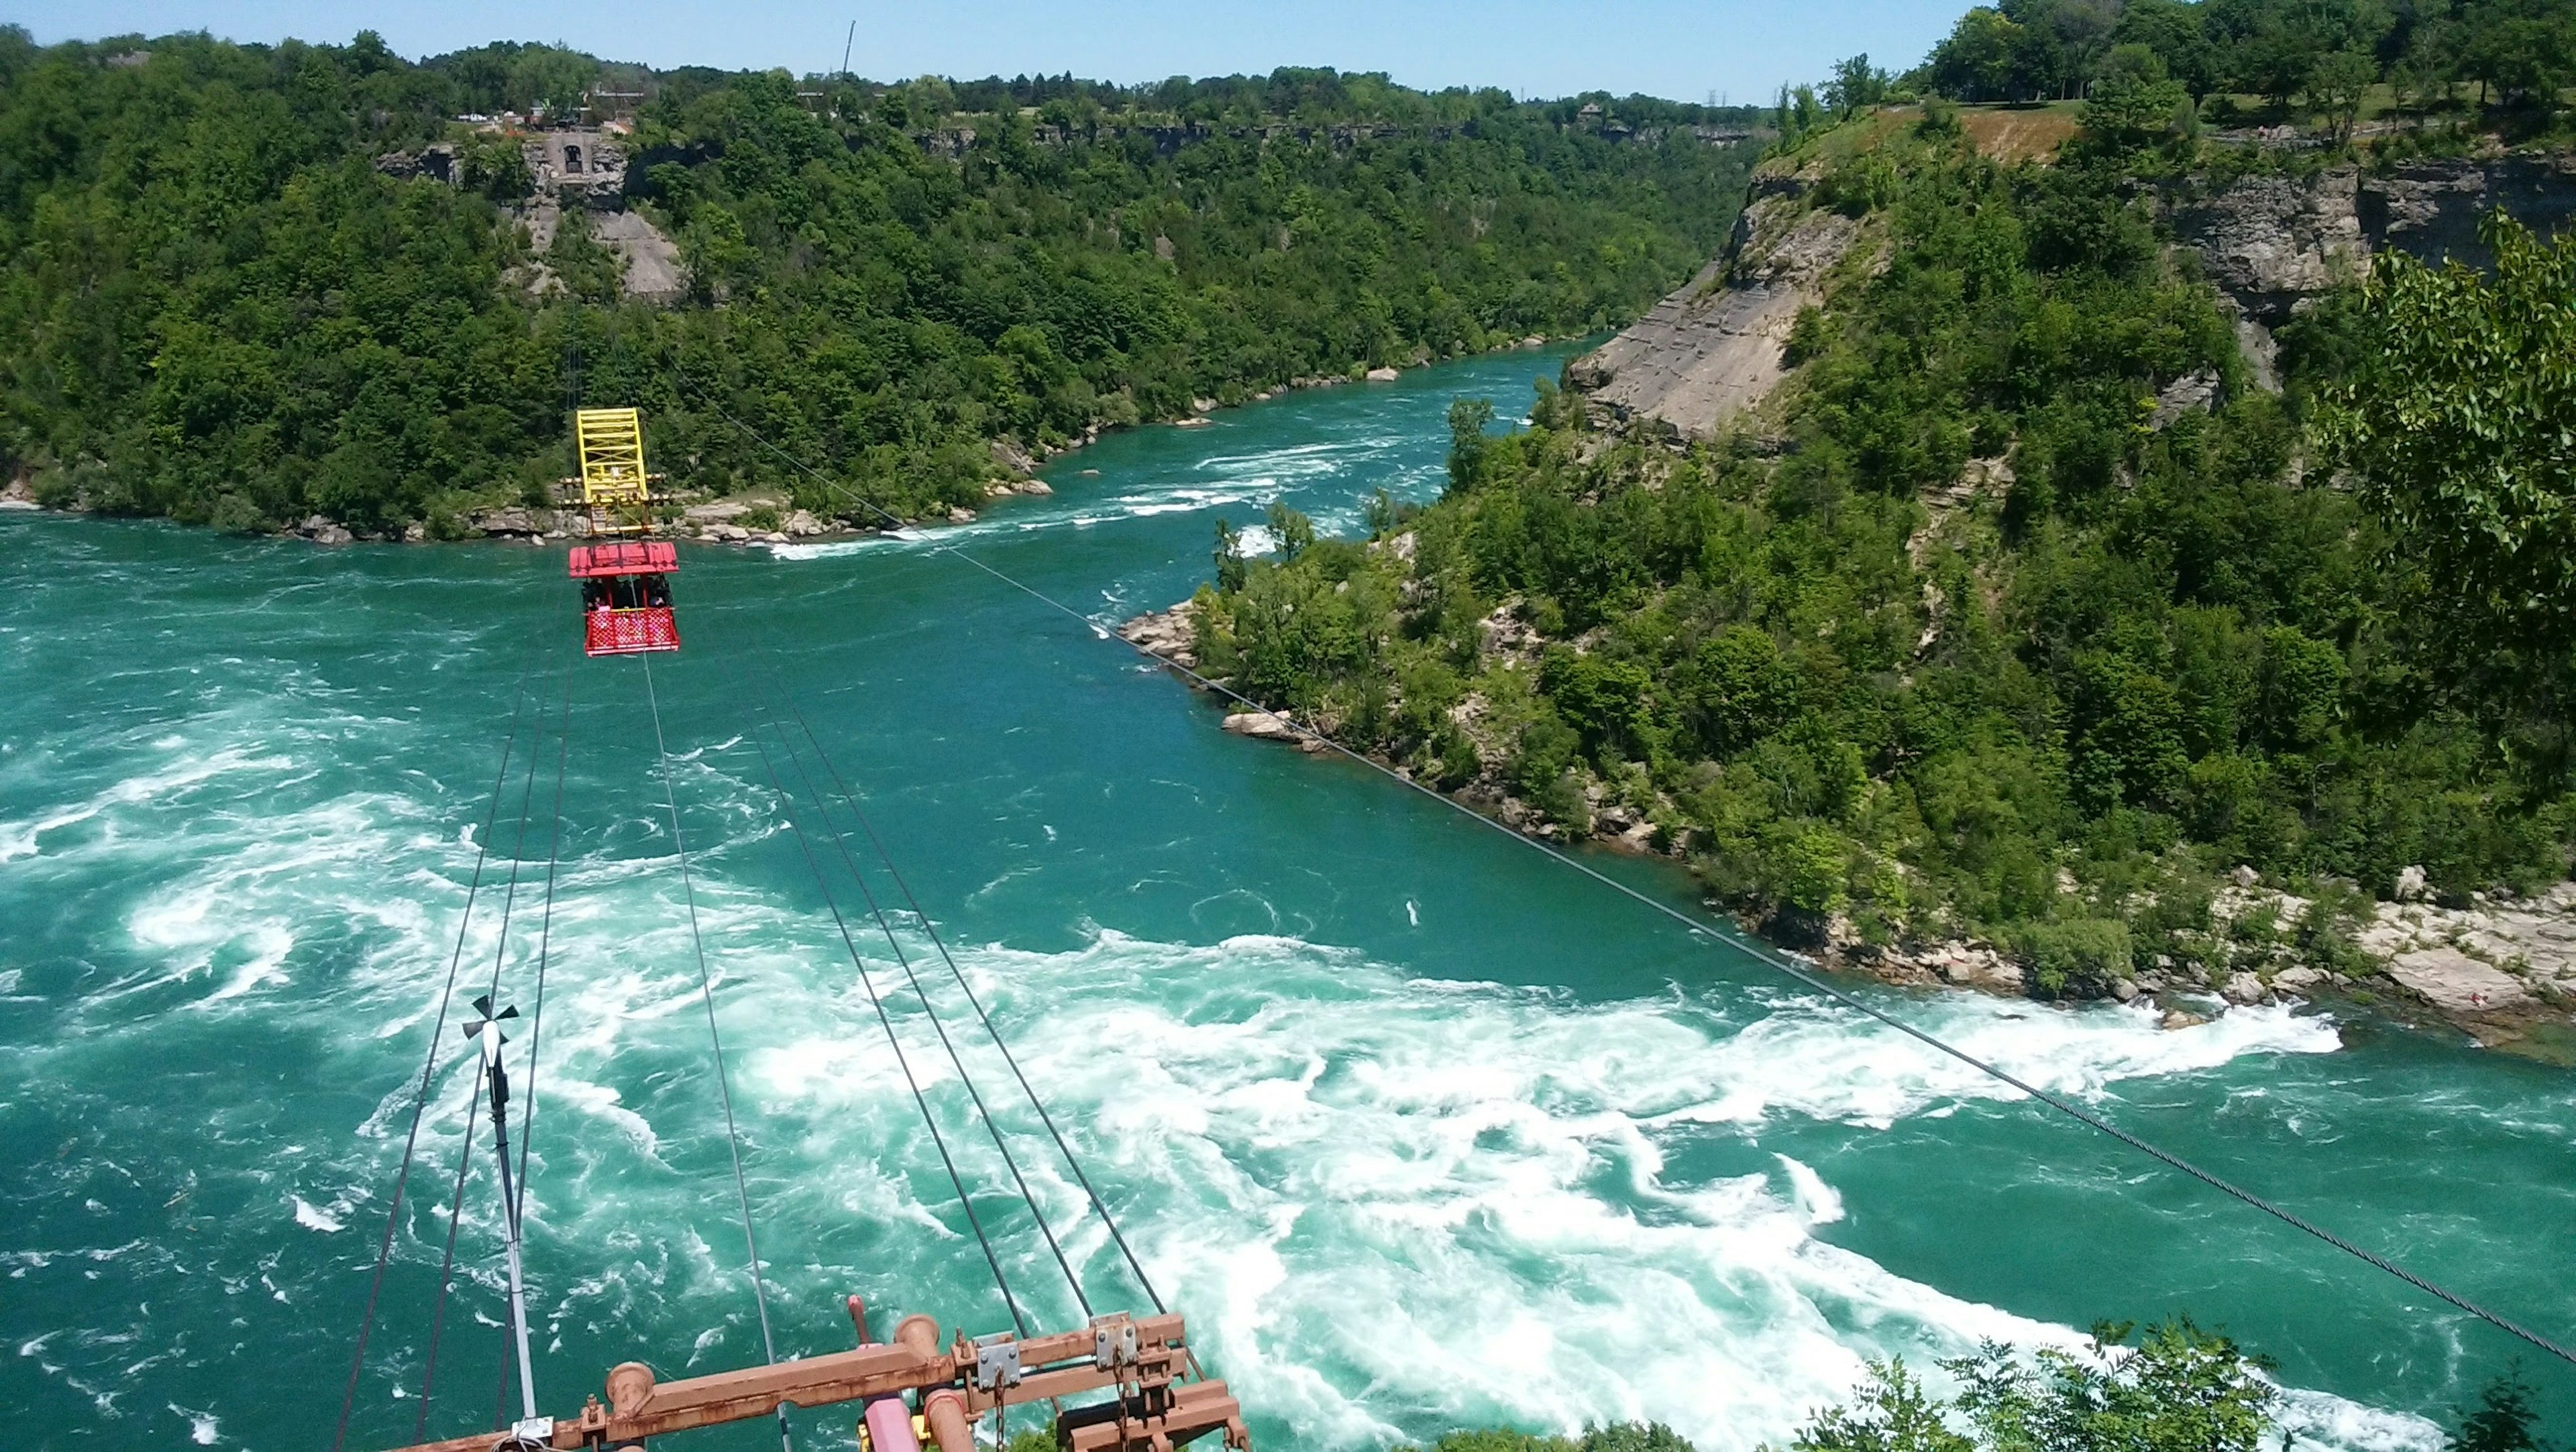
xmin=466 ymin=996 xmax=546 ymax=1446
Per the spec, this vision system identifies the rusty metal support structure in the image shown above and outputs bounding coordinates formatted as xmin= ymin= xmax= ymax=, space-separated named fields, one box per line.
xmin=375 ymin=1309 xmax=1246 ymax=1452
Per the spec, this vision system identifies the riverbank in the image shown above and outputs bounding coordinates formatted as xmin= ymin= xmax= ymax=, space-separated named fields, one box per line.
xmin=1118 ymin=596 xmax=2576 ymax=1061
xmin=0 ymin=337 xmax=1580 ymax=550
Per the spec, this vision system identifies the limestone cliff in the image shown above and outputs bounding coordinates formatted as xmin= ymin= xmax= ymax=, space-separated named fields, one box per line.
xmin=1576 ymin=142 xmax=2576 ymax=427
xmin=2166 ymin=154 xmax=2576 ymax=385
xmin=1566 ymin=175 xmax=1860 ymax=441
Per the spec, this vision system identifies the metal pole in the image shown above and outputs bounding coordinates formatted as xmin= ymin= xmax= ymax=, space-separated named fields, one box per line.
xmin=479 ymin=1032 xmax=542 ymax=1432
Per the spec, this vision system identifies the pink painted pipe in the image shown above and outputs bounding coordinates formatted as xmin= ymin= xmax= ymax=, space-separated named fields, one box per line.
xmin=847 ymin=1294 xmax=925 ymax=1452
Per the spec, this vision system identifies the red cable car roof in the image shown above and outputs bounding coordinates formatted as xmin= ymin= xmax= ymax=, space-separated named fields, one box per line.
xmin=568 ymin=540 xmax=679 ymax=578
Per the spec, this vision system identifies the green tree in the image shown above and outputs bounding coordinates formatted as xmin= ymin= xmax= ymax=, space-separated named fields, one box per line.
xmin=1448 ymin=396 xmax=1497 ymax=492
xmin=1214 ymin=518 xmax=1247 ymax=592
xmin=1930 ymin=7 xmax=2033 ymax=101
xmin=1828 ymin=54 xmax=1894 ymax=115
xmin=2082 ymin=45 xmax=2192 ymax=152
xmin=2320 ymin=212 xmax=2576 ymax=651
xmin=1265 ymin=501 xmax=1316 ymax=562
xmin=1795 ymin=1359 xmax=1972 ymax=1452
xmin=1947 ymin=1321 xmax=2275 ymax=1452
xmin=2449 ymin=1370 xmax=2550 ymax=1452
xmin=2302 ymin=49 xmax=2377 ymax=143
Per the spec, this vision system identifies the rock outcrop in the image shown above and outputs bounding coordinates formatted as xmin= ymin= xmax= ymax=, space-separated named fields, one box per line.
xmin=1567 ymin=176 xmax=1860 ymax=440
xmin=589 ymin=209 xmax=685 ymax=301
xmin=2165 ymin=155 xmax=2576 ymax=386
xmin=1116 ymin=600 xmax=1200 ymax=669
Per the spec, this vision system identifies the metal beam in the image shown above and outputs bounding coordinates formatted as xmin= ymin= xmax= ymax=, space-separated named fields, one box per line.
xmin=370 ymin=1312 xmax=1214 ymax=1452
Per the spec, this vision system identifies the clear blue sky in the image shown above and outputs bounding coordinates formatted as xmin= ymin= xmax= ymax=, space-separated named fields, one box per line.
xmin=15 ymin=0 xmax=1965 ymax=105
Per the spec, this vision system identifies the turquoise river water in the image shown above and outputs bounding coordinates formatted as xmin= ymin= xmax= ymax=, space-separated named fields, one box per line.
xmin=2 ymin=349 xmax=2571 ymax=1452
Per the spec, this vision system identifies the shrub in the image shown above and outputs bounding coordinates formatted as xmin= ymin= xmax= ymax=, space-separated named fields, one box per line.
xmin=2012 ymin=917 xmax=2134 ymax=997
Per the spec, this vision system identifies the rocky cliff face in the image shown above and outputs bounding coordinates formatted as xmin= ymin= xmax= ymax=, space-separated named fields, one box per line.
xmin=2166 ymin=154 xmax=2576 ymax=385
xmin=1575 ymin=151 xmax=2576 ymax=425
xmin=1566 ymin=176 xmax=1861 ymax=441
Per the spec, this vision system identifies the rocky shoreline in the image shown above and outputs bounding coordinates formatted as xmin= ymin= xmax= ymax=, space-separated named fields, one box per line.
xmin=1117 ymin=598 xmax=2576 ymax=1061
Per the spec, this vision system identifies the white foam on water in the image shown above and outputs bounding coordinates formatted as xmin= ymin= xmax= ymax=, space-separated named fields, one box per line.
xmin=0 ymin=744 xmax=290 ymax=864
xmin=767 ymin=431 xmax=1428 ymax=564
xmin=720 ymin=928 xmax=2378 ymax=1452
xmin=0 ymin=670 xmax=2419 ymax=1452
xmin=1777 ymin=1154 xmax=1844 ymax=1226
xmin=2275 ymin=1386 xmax=2445 ymax=1452
xmin=168 ymin=1403 xmax=219 ymax=1443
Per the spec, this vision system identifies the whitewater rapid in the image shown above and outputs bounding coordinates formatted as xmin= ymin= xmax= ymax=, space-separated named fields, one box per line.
xmin=0 ymin=697 xmax=2434 ymax=1451
xmin=12 ymin=357 xmax=2561 ymax=1449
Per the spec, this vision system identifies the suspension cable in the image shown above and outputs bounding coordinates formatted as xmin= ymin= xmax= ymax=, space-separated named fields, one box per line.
xmin=771 ymin=681 xmax=1163 ymax=1317
xmin=745 ymin=675 xmax=1087 ymax=1323
xmin=698 ymin=393 xmax=2576 ymax=1373
xmin=733 ymin=702 xmax=1030 ymax=1333
xmin=419 ymin=661 xmax=562 ymax=1433
xmin=498 ymin=663 xmax=579 ymax=1429
xmin=415 ymin=1056 xmax=488 ymax=1439
xmin=333 ymin=642 xmax=543 ymax=1452
xmin=641 ymin=653 xmax=784 ymax=1378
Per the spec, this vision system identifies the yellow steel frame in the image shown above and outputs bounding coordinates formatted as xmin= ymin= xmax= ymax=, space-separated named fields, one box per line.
xmin=576 ymin=407 xmax=649 ymax=505
xmin=574 ymin=406 xmax=660 ymax=535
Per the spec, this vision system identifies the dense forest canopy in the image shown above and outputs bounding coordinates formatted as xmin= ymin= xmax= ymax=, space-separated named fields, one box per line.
xmin=1194 ymin=1 xmax=2576 ymax=989
xmin=1919 ymin=0 xmax=2575 ymax=112
xmin=0 ymin=25 xmax=1757 ymax=531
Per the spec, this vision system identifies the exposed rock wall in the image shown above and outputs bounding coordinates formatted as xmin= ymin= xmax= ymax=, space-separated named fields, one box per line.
xmin=1566 ymin=178 xmax=1860 ymax=440
xmin=2165 ymin=154 xmax=2576 ymax=386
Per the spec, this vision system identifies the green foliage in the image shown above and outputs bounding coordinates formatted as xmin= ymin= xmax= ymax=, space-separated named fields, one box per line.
xmin=1198 ymin=124 xmax=2576 ymax=963
xmin=1407 ymin=1425 xmax=1695 ymax=1452
xmin=1421 ymin=1338 xmax=2296 ymax=1452
xmin=2320 ymin=212 xmax=2576 ymax=655
xmin=1945 ymin=1321 xmax=2276 ymax=1452
xmin=1449 ymin=397 xmax=1498 ymax=492
xmin=2012 ymin=917 xmax=2134 ymax=996
xmin=2081 ymin=46 xmax=2193 ymax=154
xmin=1794 ymin=1322 xmax=2277 ymax=1452
xmin=1918 ymin=0 xmax=2576 ymax=134
xmin=2449 ymin=1370 xmax=2552 ymax=1452
xmin=1796 ymin=1359 xmax=1974 ymax=1452
xmin=0 ymin=28 xmax=1758 ymax=530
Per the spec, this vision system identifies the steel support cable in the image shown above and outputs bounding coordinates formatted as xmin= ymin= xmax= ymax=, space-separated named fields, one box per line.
xmin=694 ymin=381 xmax=1177 ymax=1315
xmin=733 ymin=706 xmax=1034 ymax=1337
xmin=698 ymin=398 xmax=2576 ymax=1373
xmin=640 ymin=653 xmax=786 ymax=1376
xmin=333 ymin=640 xmax=545 ymax=1452
xmin=770 ymin=681 xmax=1164 ymax=1317
xmin=417 ymin=1057 xmax=489 ymax=1439
xmin=496 ymin=664 xmax=580 ymax=1431
xmin=743 ymin=671 xmax=1090 ymax=1323
xmin=420 ymin=662 xmax=565 ymax=1434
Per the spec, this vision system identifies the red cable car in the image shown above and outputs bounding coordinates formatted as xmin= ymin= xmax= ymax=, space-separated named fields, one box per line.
xmin=569 ymin=540 xmax=681 ymax=657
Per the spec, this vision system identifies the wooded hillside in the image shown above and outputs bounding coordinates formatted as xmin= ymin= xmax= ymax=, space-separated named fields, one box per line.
xmin=0 ymin=29 xmax=1756 ymax=531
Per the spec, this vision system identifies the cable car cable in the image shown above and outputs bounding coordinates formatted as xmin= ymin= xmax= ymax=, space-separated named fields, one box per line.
xmin=639 ymin=655 xmax=788 ymax=1387
xmin=732 ymin=697 xmax=1034 ymax=1337
xmin=496 ymin=666 xmax=580 ymax=1431
xmin=643 ymin=653 xmax=797 ymax=1452
xmin=419 ymin=661 xmax=566 ymax=1435
xmin=333 ymin=642 xmax=546 ymax=1452
xmin=771 ymin=683 xmax=1169 ymax=1320
xmin=511 ymin=670 xmax=578 ymax=1235
xmin=745 ymin=674 xmax=1093 ymax=1322
xmin=697 ymin=397 xmax=2576 ymax=1372
xmin=415 ymin=1053 xmax=490 ymax=1439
